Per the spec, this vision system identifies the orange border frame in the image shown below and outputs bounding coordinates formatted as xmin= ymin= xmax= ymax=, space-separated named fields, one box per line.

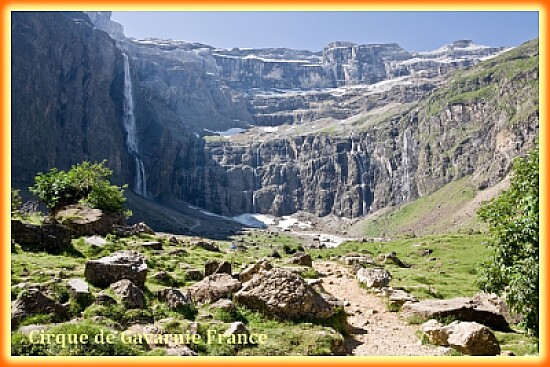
xmin=1 ymin=1 xmax=547 ymax=366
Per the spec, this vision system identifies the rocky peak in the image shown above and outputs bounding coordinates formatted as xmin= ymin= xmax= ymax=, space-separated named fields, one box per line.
xmin=84 ymin=11 xmax=125 ymax=40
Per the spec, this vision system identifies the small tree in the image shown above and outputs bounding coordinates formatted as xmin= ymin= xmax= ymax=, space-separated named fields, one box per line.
xmin=477 ymin=149 xmax=539 ymax=335
xmin=29 ymin=161 xmax=127 ymax=215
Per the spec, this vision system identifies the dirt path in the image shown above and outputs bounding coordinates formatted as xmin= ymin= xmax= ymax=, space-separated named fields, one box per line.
xmin=313 ymin=261 xmax=449 ymax=356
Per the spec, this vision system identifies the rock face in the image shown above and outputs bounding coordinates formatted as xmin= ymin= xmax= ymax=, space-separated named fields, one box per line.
xmin=401 ymin=296 xmax=510 ymax=331
xmin=55 ymin=205 xmax=125 ymax=236
xmin=110 ymin=279 xmax=145 ymax=309
xmin=234 ymin=268 xmax=336 ymax=320
xmin=11 ymin=219 xmax=72 ymax=253
xmin=84 ymin=251 xmax=148 ymax=288
xmin=11 ymin=12 xmax=539 ymax=229
xmin=356 ymin=267 xmax=392 ymax=288
xmin=421 ymin=320 xmax=501 ymax=356
xmin=188 ymin=274 xmax=242 ymax=304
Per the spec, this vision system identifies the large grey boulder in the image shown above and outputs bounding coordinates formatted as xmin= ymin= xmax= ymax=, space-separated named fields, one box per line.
xmin=234 ymin=268 xmax=336 ymax=320
xmin=111 ymin=279 xmax=145 ymax=309
xmin=188 ymin=274 xmax=242 ymax=304
xmin=356 ymin=267 xmax=391 ymax=288
xmin=84 ymin=251 xmax=147 ymax=288
xmin=421 ymin=320 xmax=501 ymax=356
xmin=401 ymin=296 xmax=510 ymax=331
xmin=55 ymin=205 xmax=124 ymax=236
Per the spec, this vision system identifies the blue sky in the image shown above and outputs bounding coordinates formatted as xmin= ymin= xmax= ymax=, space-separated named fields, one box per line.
xmin=111 ymin=11 xmax=539 ymax=52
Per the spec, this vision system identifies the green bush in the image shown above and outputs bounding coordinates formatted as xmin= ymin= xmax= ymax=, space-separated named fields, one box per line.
xmin=477 ymin=149 xmax=539 ymax=336
xmin=29 ymin=161 xmax=127 ymax=215
xmin=11 ymin=189 xmax=22 ymax=215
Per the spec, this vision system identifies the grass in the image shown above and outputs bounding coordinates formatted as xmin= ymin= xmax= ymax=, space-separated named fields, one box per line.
xmin=311 ymin=233 xmax=492 ymax=300
xmin=349 ymin=177 xmax=481 ymax=238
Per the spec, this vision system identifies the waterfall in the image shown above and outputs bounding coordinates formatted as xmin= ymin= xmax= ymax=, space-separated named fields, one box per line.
xmin=251 ymin=147 xmax=262 ymax=213
xmin=401 ymin=128 xmax=412 ymax=202
xmin=351 ymin=135 xmax=369 ymax=215
xmin=122 ymin=53 xmax=148 ymax=198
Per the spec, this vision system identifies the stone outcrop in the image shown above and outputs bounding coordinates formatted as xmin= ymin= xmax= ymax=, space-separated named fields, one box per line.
xmin=234 ymin=268 xmax=336 ymax=320
xmin=11 ymin=219 xmax=72 ymax=253
xmin=188 ymin=274 xmax=242 ymax=304
xmin=239 ymin=259 xmax=273 ymax=283
xmin=286 ymin=252 xmax=313 ymax=267
xmin=421 ymin=319 xmax=501 ymax=356
xmin=401 ymin=296 xmax=510 ymax=331
xmin=204 ymin=260 xmax=232 ymax=276
xmin=84 ymin=251 xmax=148 ymax=288
xmin=111 ymin=279 xmax=145 ymax=309
xmin=356 ymin=267 xmax=392 ymax=288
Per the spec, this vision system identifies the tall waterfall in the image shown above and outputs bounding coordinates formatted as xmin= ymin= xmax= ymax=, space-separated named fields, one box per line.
xmin=122 ymin=53 xmax=148 ymax=198
xmin=351 ymin=135 xmax=369 ymax=215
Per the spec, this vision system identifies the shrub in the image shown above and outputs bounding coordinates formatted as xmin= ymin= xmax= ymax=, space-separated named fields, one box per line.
xmin=29 ymin=161 xmax=127 ymax=215
xmin=11 ymin=189 xmax=22 ymax=215
xmin=477 ymin=149 xmax=539 ymax=335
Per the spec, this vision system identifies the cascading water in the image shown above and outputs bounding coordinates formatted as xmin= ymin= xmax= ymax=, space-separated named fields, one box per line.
xmin=351 ymin=134 xmax=369 ymax=215
xmin=122 ymin=53 xmax=148 ymax=198
xmin=251 ymin=147 xmax=262 ymax=213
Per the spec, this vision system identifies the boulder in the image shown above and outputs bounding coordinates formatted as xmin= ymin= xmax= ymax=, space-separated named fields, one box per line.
xmin=11 ymin=288 xmax=67 ymax=329
xmin=84 ymin=235 xmax=108 ymax=248
xmin=134 ymin=241 xmax=162 ymax=250
xmin=287 ymin=252 xmax=313 ymax=267
xmin=270 ymin=249 xmax=281 ymax=258
xmin=84 ymin=251 xmax=147 ymax=288
xmin=421 ymin=320 xmax=501 ymax=356
xmin=386 ymin=289 xmax=418 ymax=307
xmin=401 ymin=296 xmax=510 ymax=331
xmin=192 ymin=240 xmax=220 ymax=252
xmin=110 ymin=279 xmax=145 ymax=309
xmin=112 ymin=222 xmax=155 ymax=237
xmin=184 ymin=269 xmax=203 ymax=281
xmin=239 ymin=259 xmax=273 ymax=283
xmin=188 ymin=274 xmax=242 ymax=304
xmin=153 ymin=271 xmax=172 ymax=283
xmin=66 ymin=278 xmax=90 ymax=302
xmin=157 ymin=288 xmax=193 ymax=310
xmin=383 ymin=252 xmax=411 ymax=268
xmin=204 ymin=260 xmax=232 ymax=276
xmin=356 ymin=267 xmax=391 ymax=288
xmin=342 ymin=254 xmax=375 ymax=266
xmin=55 ymin=205 xmax=124 ymax=236
xmin=234 ymin=268 xmax=336 ymax=320
xmin=11 ymin=219 xmax=72 ymax=253
xmin=165 ymin=346 xmax=198 ymax=356
xmin=223 ymin=321 xmax=250 ymax=344
xmin=94 ymin=293 xmax=117 ymax=306
xmin=209 ymin=299 xmax=237 ymax=313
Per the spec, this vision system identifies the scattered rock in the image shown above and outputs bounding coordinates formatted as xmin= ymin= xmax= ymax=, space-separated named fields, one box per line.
xmin=135 ymin=241 xmax=162 ymax=250
xmin=401 ymin=297 xmax=510 ymax=331
xmin=165 ymin=346 xmax=198 ymax=356
xmin=168 ymin=236 xmax=179 ymax=245
xmin=205 ymin=260 xmax=232 ymax=276
xmin=184 ymin=269 xmax=203 ymax=281
xmin=239 ymin=259 xmax=272 ymax=283
xmin=192 ymin=240 xmax=220 ymax=252
xmin=386 ymin=289 xmax=418 ymax=307
xmin=112 ymin=222 xmax=154 ymax=237
xmin=55 ymin=205 xmax=125 ymax=236
xmin=157 ymin=288 xmax=193 ymax=310
xmin=18 ymin=324 xmax=49 ymax=335
xmin=67 ymin=278 xmax=90 ymax=300
xmin=168 ymin=248 xmax=188 ymax=256
xmin=383 ymin=252 xmax=411 ymax=268
xmin=11 ymin=219 xmax=72 ymax=253
xmin=153 ymin=271 xmax=172 ymax=283
xmin=84 ymin=250 xmax=147 ymax=288
xmin=356 ymin=267 xmax=392 ymax=288
xmin=94 ymin=293 xmax=117 ymax=306
xmin=421 ymin=319 xmax=500 ymax=355
xmin=416 ymin=248 xmax=433 ymax=257
xmin=234 ymin=268 xmax=336 ymax=320
xmin=342 ymin=253 xmax=375 ymax=266
xmin=209 ymin=299 xmax=237 ymax=313
xmin=223 ymin=321 xmax=250 ymax=344
xmin=270 ymin=249 xmax=281 ymax=258
xmin=287 ymin=252 xmax=313 ymax=267
xmin=188 ymin=274 xmax=242 ymax=304
xmin=110 ymin=279 xmax=145 ymax=309
xmin=84 ymin=235 xmax=108 ymax=248
xmin=11 ymin=289 xmax=67 ymax=329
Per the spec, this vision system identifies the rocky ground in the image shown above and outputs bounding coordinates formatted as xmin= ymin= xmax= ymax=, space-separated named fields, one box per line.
xmin=314 ymin=261 xmax=449 ymax=356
